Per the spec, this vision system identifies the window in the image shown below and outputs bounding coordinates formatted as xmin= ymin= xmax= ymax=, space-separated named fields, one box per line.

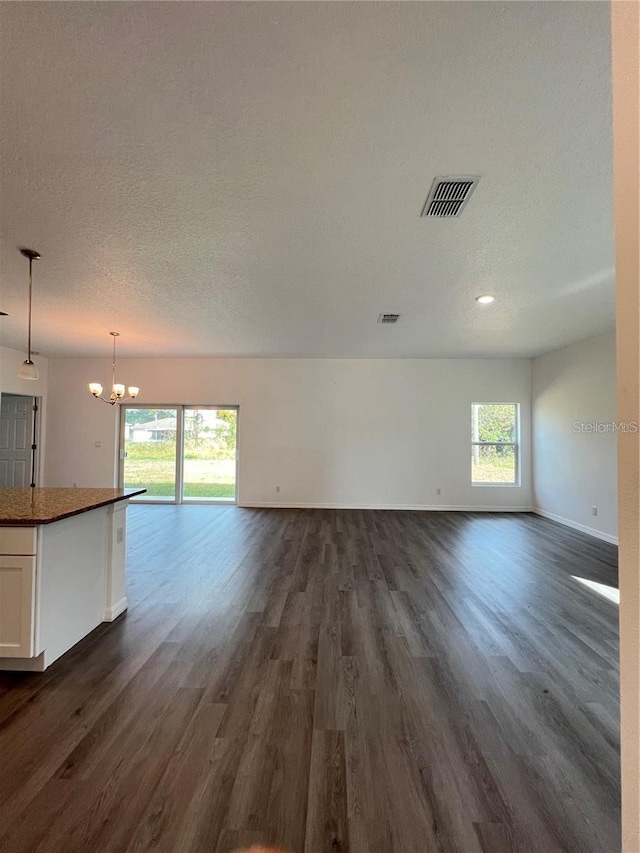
xmin=471 ymin=403 xmax=519 ymax=485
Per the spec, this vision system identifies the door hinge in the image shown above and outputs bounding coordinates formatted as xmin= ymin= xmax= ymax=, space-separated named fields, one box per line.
xmin=31 ymin=444 xmax=37 ymax=451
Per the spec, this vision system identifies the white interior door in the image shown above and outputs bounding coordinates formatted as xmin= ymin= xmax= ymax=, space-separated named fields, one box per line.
xmin=0 ymin=394 xmax=35 ymax=487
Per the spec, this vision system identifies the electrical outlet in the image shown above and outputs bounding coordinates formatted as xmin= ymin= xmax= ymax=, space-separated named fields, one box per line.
xmin=276 ymin=485 xmax=281 ymax=493
xmin=592 ymin=506 xmax=598 ymax=516
xmin=436 ymin=488 xmax=441 ymax=495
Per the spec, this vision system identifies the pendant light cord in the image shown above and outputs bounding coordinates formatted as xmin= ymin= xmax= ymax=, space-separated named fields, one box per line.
xmin=27 ymin=256 xmax=33 ymax=361
xmin=112 ymin=333 xmax=117 ymax=392
xmin=18 ymin=248 xmax=41 ymax=380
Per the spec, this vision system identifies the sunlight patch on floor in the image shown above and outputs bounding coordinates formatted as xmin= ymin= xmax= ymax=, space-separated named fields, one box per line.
xmin=572 ymin=576 xmax=620 ymax=605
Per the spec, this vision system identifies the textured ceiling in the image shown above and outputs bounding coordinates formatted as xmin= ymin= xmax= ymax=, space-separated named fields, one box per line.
xmin=0 ymin=1 xmax=614 ymax=359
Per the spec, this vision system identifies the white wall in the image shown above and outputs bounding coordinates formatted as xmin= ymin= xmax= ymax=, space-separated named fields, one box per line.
xmin=532 ymin=329 xmax=617 ymax=542
xmin=0 ymin=345 xmax=49 ymax=485
xmin=45 ymin=356 xmax=532 ymax=510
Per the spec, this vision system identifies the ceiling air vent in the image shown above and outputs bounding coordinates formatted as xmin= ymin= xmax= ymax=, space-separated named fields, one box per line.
xmin=378 ymin=313 xmax=400 ymax=324
xmin=421 ymin=176 xmax=480 ymax=218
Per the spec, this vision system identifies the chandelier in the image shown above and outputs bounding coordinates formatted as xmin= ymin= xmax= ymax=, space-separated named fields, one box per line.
xmin=88 ymin=332 xmax=139 ymax=405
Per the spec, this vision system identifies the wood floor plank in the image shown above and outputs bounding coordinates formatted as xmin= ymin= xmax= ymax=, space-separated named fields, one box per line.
xmin=304 ymin=729 xmax=349 ymax=853
xmin=0 ymin=506 xmax=621 ymax=853
xmin=123 ymin=701 xmax=228 ymax=853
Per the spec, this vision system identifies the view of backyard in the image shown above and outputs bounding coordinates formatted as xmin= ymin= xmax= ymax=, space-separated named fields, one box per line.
xmin=471 ymin=403 xmax=518 ymax=484
xmin=123 ymin=408 xmax=237 ymax=501
xmin=471 ymin=444 xmax=517 ymax=483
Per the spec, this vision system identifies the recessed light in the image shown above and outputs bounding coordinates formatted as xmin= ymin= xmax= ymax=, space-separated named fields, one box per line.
xmin=475 ymin=295 xmax=495 ymax=305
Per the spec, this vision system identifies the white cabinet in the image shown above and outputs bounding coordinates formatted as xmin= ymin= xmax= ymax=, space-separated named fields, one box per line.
xmin=0 ymin=555 xmax=36 ymax=658
xmin=0 ymin=526 xmax=37 ymax=556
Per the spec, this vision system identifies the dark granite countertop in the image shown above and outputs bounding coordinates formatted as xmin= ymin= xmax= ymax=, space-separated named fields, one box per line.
xmin=0 ymin=487 xmax=146 ymax=526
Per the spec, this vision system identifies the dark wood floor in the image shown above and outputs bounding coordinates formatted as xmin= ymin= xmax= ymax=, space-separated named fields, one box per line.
xmin=0 ymin=507 xmax=620 ymax=853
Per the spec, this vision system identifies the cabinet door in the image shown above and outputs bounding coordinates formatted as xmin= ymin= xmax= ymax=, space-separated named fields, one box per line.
xmin=0 ymin=556 xmax=36 ymax=657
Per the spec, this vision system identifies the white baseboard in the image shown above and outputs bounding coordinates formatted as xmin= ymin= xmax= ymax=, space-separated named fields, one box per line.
xmin=104 ymin=597 xmax=128 ymax=621
xmin=0 ymin=652 xmax=46 ymax=672
xmin=239 ymin=502 xmax=533 ymax=512
xmin=533 ymin=508 xmax=618 ymax=545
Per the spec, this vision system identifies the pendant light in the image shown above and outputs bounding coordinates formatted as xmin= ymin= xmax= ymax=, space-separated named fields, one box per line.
xmin=18 ymin=248 xmax=41 ymax=380
xmin=88 ymin=331 xmax=140 ymax=405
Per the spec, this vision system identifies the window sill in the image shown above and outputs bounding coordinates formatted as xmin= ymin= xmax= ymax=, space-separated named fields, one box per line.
xmin=471 ymin=483 xmax=521 ymax=488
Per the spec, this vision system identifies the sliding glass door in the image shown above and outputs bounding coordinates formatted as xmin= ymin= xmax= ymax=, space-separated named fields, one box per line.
xmin=122 ymin=408 xmax=179 ymax=501
xmin=183 ymin=408 xmax=237 ymax=502
xmin=120 ymin=406 xmax=237 ymax=504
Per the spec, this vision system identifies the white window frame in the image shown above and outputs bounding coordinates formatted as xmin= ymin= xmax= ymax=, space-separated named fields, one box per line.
xmin=471 ymin=402 xmax=520 ymax=487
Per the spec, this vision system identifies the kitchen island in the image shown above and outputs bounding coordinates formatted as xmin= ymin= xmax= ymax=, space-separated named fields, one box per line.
xmin=0 ymin=487 xmax=145 ymax=671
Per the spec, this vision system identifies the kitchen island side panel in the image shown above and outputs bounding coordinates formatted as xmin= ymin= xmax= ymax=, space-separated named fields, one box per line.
xmin=38 ymin=507 xmax=108 ymax=665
